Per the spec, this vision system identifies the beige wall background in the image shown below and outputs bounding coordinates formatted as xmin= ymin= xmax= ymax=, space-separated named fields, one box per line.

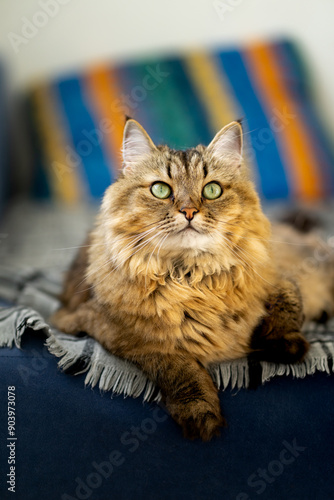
xmin=1 ymin=0 xmax=334 ymax=134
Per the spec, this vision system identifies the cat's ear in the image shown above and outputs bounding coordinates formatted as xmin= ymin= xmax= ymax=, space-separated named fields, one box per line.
xmin=206 ymin=121 xmax=243 ymax=171
xmin=122 ymin=119 xmax=157 ymax=174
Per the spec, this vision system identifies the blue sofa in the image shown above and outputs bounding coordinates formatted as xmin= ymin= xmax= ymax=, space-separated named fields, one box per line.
xmin=1 ymin=47 xmax=334 ymax=499
xmin=0 ymin=330 xmax=333 ymax=500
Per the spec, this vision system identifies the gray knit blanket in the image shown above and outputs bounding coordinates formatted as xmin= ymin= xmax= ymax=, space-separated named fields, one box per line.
xmin=0 ymin=265 xmax=333 ymax=400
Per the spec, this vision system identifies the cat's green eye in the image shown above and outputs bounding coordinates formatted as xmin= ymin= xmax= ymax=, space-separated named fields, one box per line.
xmin=151 ymin=182 xmax=172 ymax=199
xmin=202 ymin=182 xmax=222 ymax=200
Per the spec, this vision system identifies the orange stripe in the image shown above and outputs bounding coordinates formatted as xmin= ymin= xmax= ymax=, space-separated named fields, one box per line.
xmin=84 ymin=65 xmax=125 ymax=173
xmin=32 ymin=85 xmax=83 ymax=203
xmin=245 ymin=44 xmax=322 ymax=200
xmin=184 ymin=52 xmax=256 ymax=180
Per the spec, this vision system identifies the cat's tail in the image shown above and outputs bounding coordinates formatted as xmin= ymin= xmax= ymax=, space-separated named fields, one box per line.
xmin=279 ymin=209 xmax=322 ymax=233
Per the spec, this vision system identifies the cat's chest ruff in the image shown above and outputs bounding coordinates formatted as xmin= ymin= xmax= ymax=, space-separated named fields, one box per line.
xmin=149 ymin=267 xmax=243 ymax=319
xmin=156 ymin=272 xmax=262 ymax=362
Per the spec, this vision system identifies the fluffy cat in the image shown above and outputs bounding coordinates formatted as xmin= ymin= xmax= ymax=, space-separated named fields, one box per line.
xmin=51 ymin=119 xmax=334 ymax=440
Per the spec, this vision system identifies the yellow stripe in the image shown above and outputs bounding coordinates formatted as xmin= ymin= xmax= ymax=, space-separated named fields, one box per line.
xmin=32 ymin=85 xmax=83 ymax=203
xmin=184 ymin=52 xmax=236 ymax=130
xmin=184 ymin=52 xmax=254 ymax=176
xmin=245 ymin=44 xmax=322 ymax=200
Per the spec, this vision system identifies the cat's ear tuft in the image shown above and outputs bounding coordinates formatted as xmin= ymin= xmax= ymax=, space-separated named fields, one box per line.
xmin=207 ymin=121 xmax=243 ymax=171
xmin=122 ymin=119 xmax=157 ymax=174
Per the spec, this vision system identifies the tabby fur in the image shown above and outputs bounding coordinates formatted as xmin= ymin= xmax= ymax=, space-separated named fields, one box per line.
xmin=51 ymin=119 xmax=334 ymax=440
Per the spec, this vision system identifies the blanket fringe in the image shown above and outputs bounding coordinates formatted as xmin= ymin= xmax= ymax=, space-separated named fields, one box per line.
xmin=210 ymin=359 xmax=249 ymax=390
xmin=46 ymin=335 xmax=84 ymax=372
xmin=261 ymin=355 xmax=333 ymax=385
xmin=2 ymin=305 xmax=334 ymax=401
xmin=0 ymin=306 xmax=50 ymax=349
xmin=46 ymin=334 xmax=161 ymax=402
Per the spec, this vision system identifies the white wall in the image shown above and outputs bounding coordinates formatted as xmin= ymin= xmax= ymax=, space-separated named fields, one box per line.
xmin=1 ymin=0 xmax=334 ymax=134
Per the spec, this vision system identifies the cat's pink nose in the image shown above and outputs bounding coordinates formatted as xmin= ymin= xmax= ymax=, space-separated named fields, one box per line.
xmin=180 ymin=207 xmax=199 ymax=221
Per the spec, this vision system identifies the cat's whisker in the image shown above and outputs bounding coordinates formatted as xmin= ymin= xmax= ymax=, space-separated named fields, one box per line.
xmin=102 ymin=219 xmax=170 ymax=249
xmin=220 ymin=234 xmax=277 ymax=288
xmin=218 ymin=234 xmax=257 ymax=283
xmin=76 ymin=240 xmax=152 ymax=295
xmin=231 ymin=240 xmax=269 ymax=268
xmin=110 ymin=229 xmax=167 ymax=273
xmin=145 ymin=235 xmax=164 ymax=276
xmin=52 ymin=228 xmax=159 ymax=253
xmin=157 ymin=234 xmax=169 ymax=259
xmin=75 ymin=254 xmax=116 ymax=292
xmin=52 ymin=243 xmax=104 ymax=251
xmin=205 ymin=230 xmax=259 ymax=286
xmin=76 ymin=224 xmax=168 ymax=290
xmin=113 ymin=224 xmax=170 ymax=262
xmin=83 ymin=230 xmax=167 ymax=294
xmin=52 ymin=220 xmax=169 ymax=252
xmin=140 ymin=219 xmax=171 ymax=230
xmin=145 ymin=236 xmax=164 ymax=288
xmin=144 ymin=233 xmax=168 ymax=288
xmin=218 ymin=219 xmax=319 ymax=247
xmin=218 ymin=228 xmax=270 ymax=267
xmin=239 ymin=127 xmax=261 ymax=137
xmin=110 ymin=222 xmax=166 ymax=247
xmin=112 ymin=225 xmax=163 ymax=255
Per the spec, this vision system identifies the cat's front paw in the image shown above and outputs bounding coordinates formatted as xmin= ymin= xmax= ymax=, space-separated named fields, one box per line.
xmin=279 ymin=332 xmax=310 ymax=363
xmin=250 ymin=331 xmax=310 ymax=364
xmin=167 ymin=399 xmax=226 ymax=441
xmin=181 ymin=409 xmax=227 ymax=441
xmin=50 ymin=308 xmax=79 ymax=335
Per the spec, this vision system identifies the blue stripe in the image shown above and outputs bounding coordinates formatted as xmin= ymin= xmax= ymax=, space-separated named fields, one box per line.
xmin=274 ymin=41 xmax=334 ymax=196
xmin=56 ymin=78 xmax=112 ymax=199
xmin=158 ymin=58 xmax=203 ymax=148
xmin=26 ymin=96 xmax=51 ymax=199
xmin=115 ymin=63 xmax=166 ymax=145
xmin=217 ymin=50 xmax=290 ymax=199
xmin=165 ymin=58 xmax=213 ymax=146
xmin=117 ymin=59 xmax=200 ymax=149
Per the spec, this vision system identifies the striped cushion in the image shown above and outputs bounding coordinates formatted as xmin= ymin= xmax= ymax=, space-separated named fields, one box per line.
xmin=27 ymin=40 xmax=334 ymax=203
xmin=0 ymin=64 xmax=9 ymax=216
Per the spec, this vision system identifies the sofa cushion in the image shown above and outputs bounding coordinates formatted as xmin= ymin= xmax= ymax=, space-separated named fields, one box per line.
xmin=26 ymin=40 xmax=334 ymax=203
xmin=0 ymin=64 xmax=9 ymax=217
